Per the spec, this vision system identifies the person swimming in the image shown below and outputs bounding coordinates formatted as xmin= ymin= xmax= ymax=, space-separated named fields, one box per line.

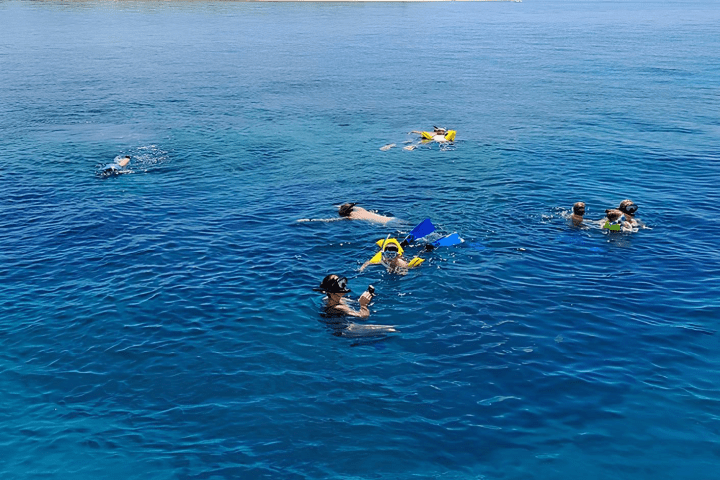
xmin=359 ymin=237 xmax=425 ymax=275
xmin=360 ymin=242 xmax=410 ymax=275
xmin=410 ymin=126 xmax=456 ymax=143
xmin=618 ymin=199 xmax=642 ymax=227
xmin=337 ymin=203 xmax=395 ymax=224
xmin=314 ymin=274 xmax=375 ymax=319
xmin=570 ymin=202 xmax=586 ymax=226
xmin=601 ymin=209 xmax=634 ymax=232
xmin=99 ymin=155 xmax=131 ymax=175
xmin=297 ymin=203 xmax=396 ymax=224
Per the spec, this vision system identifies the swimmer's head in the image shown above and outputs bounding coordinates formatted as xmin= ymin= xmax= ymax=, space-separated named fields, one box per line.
xmin=605 ymin=209 xmax=624 ymax=222
xmin=618 ymin=199 xmax=638 ymax=215
xmin=117 ymin=156 xmax=131 ymax=167
xmin=338 ymin=203 xmax=356 ymax=218
xmin=314 ymin=274 xmax=351 ymax=294
xmin=381 ymin=243 xmax=400 ymax=260
xmin=433 ymin=126 xmax=447 ymax=135
xmin=573 ymin=202 xmax=586 ymax=216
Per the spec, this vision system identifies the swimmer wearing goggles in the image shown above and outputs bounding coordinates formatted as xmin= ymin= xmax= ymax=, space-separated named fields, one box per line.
xmin=314 ymin=274 xmax=374 ymax=318
xmin=618 ymin=199 xmax=642 ymax=228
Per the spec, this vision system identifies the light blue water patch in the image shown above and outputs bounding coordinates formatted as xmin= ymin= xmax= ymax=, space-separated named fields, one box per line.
xmin=2 ymin=1 xmax=720 ymax=479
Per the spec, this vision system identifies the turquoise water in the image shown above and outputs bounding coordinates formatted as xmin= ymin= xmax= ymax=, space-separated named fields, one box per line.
xmin=2 ymin=1 xmax=720 ymax=478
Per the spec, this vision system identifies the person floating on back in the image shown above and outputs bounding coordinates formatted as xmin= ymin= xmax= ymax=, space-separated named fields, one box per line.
xmin=381 ymin=127 xmax=456 ymax=151
xmin=410 ymin=126 xmax=457 ymax=143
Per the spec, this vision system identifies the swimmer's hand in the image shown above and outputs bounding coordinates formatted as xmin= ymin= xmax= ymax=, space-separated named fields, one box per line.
xmin=359 ymin=291 xmax=373 ymax=308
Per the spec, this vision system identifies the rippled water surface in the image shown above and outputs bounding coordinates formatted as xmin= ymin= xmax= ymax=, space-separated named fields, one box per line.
xmin=2 ymin=1 xmax=720 ymax=478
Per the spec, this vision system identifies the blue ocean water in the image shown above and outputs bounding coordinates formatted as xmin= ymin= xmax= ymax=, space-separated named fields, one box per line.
xmin=2 ymin=0 xmax=720 ymax=478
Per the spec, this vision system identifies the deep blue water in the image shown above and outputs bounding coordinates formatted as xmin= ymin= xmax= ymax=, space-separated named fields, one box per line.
xmin=2 ymin=0 xmax=720 ymax=478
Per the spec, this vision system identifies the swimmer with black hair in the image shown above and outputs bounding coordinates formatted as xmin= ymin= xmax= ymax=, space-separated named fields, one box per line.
xmin=99 ymin=155 xmax=131 ymax=176
xmin=314 ymin=274 xmax=375 ymax=319
xmin=315 ymin=275 xmax=397 ymax=337
xmin=297 ymin=203 xmax=395 ymax=224
xmin=338 ymin=203 xmax=395 ymax=224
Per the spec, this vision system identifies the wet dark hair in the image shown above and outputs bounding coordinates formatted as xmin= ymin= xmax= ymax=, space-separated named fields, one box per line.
xmin=338 ymin=203 xmax=356 ymax=218
xmin=573 ymin=202 xmax=585 ymax=215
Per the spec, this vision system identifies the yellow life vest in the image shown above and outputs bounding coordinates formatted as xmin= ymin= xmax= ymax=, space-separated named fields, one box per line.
xmin=420 ymin=130 xmax=456 ymax=142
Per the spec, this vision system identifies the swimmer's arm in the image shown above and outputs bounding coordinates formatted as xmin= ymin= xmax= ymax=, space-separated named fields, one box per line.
xmin=349 ymin=306 xmax=370 ymax=318
xmin=297 ymin=217 xmax=345 ymax=223
xmin=359 ymin=260 xmax=372 ymax=272
xmin=334 ymin=302 xmax=370 ymax=318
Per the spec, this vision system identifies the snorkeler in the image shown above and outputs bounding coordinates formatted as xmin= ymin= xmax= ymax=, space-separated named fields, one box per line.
xmin=618 ymin=199 xmax=643 ymax=227
xmin=297 ymin=203 xmax=395 ymax=224
xmin=314 ymin=274 xmax=375 ymax=318
xmin=601 ymin=209 xmax=634 ymax=232
xmin=99 ymin=155 xmax=131 ymax=175
xmin=570 ymin=202 xmax=586 ymax=226
xmin=359 ymin=238 xmax=424 ymax=275
xmin=337 ymin=203 xmax=395 ymax=224
xmin=410 ymin=126 xmax=457 ymax=143
xmin=381 ymin=127 xmax=456 ymax=151
xmin=360 ymin=242 xmax=407 ymax=274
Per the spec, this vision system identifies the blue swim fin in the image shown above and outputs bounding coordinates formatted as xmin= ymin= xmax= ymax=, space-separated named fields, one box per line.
xmin=401 ymin=218 xmax=435 ymax=246
xmin=432 ymin=232 xmax=463 ymax=248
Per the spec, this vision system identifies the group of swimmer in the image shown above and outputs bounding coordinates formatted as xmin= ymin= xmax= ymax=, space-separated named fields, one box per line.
xmin=570 ymin=199 xmax=644 ymax=232
xmin=312 ymin=201 xmax=461 ymax=330
xmin=308 ymin=126 xmax=459 ymax=326
xmin=314 ymin=197 xmax=644 ymax=328
xmin=313 ymin=203 xmax=400 ymax=321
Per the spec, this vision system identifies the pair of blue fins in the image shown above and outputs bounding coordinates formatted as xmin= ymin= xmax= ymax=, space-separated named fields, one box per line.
xmin=366 ymin=218 xmax=463 ymax=268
